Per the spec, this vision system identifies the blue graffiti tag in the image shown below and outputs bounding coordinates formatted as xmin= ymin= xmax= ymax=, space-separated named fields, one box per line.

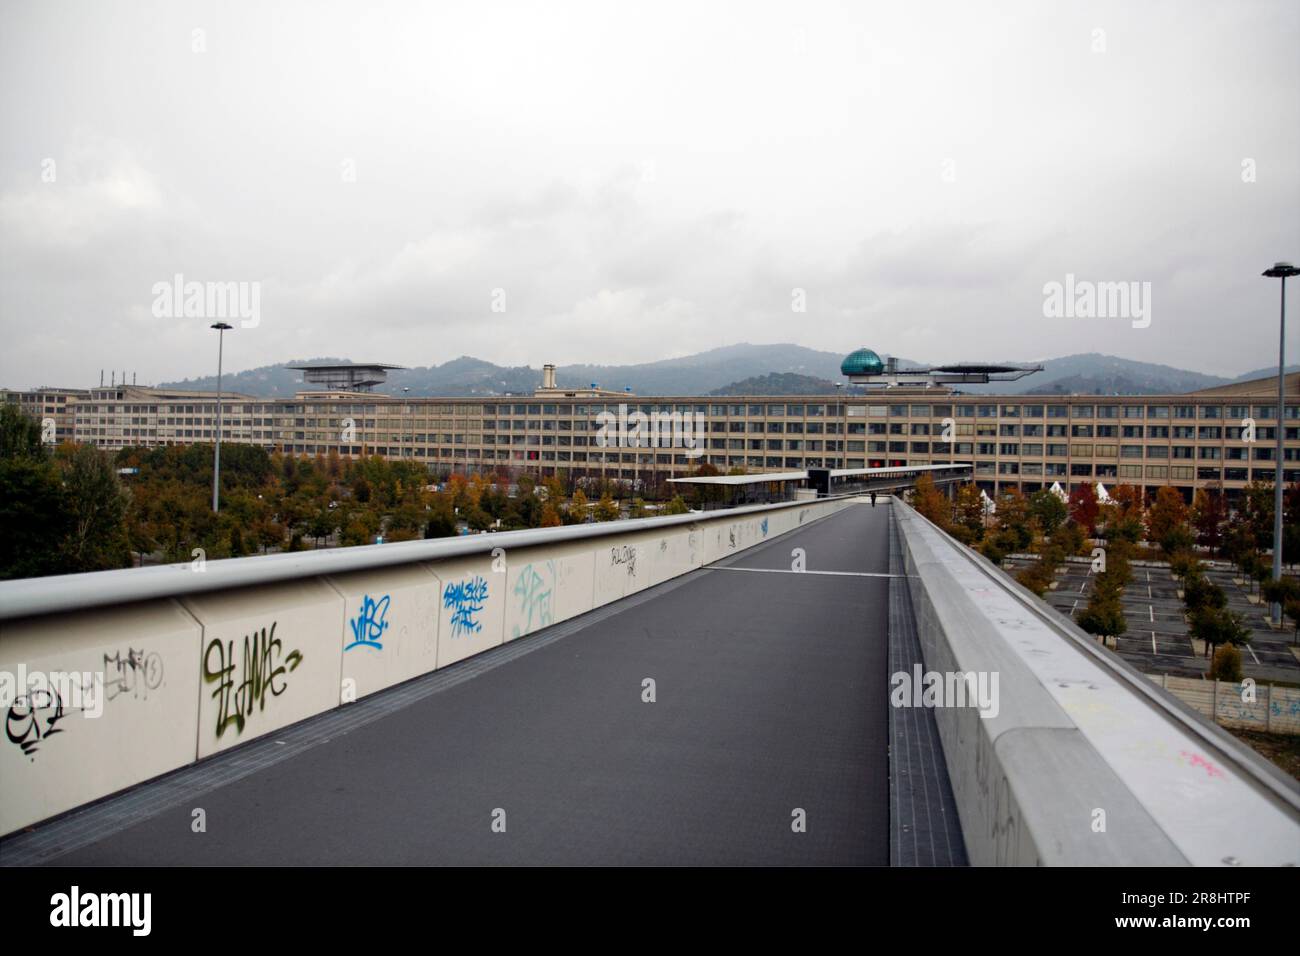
xmin=345 ymin=593 xmax=391 ymax=651
xmin=445 ymin=576 xmax=489 ymax=638
xmin=761 ymin=518 xmax=769 ymax=536
xmin=512 ymin=562 xmax=554 ymax=638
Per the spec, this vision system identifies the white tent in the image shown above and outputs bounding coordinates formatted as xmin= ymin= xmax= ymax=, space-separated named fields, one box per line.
xmin=1096 ymin=483 xmax=1112 ymax=503
xmin=980 ymin=489 xmax=996 ymax=515
xmin=1049 ymin=481 xmax=1068 ymax=502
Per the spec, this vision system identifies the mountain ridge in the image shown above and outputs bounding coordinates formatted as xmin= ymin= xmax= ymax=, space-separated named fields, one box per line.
xmin=157 ymin=345 xmax=1295 ymax=398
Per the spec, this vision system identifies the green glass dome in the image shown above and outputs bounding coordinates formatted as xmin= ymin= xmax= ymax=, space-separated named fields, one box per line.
xmin=841 ymin=348 xmax=884 ymax=376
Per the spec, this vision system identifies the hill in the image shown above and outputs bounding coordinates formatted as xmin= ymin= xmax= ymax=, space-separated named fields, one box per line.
xmin=709 ymin=372 xmax=843 ymax=396
xmin=157 ymin=345 xmax=1273 ymax=398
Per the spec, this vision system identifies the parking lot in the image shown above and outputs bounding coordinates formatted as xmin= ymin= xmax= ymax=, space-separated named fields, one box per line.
xmin=1004 ymin=557 xmax=1300 ymax=681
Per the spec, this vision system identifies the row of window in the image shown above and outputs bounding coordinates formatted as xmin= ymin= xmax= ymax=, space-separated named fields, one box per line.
xmin=60 ymin=400 xmax=1300 ymax=421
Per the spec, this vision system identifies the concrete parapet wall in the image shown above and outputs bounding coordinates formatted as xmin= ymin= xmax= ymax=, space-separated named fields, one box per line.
xmin=0 ymin=496 xmax=856 ymax=836
xmin=892 ymin=498 xmax=1300 ymax=866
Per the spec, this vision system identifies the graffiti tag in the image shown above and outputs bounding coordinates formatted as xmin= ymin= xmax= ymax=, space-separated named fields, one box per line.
xmin=346 ymin=594 xmax=391 ymax=651
xmin=512 ymin=562 xmax=554 ymax=638
xmin=445 ymin=576 xmax=488 ymax=638
xmin=103 ymin=648 xmax=164 ymax=701
xmin=203 ymin=623 xmax=304 ymax=738
xmin=611 ymin=545 xmax=637 ymax=577
xmin=6 ymin=689 xmax=67 ymax=760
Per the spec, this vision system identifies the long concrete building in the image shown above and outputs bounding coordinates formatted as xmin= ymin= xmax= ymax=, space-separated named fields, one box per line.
xmin=4 ymin=365 xmax=1298 ymax=502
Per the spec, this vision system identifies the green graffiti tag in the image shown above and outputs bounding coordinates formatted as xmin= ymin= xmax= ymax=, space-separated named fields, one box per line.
xmin=202 ymin=622 xmax=303 ymax=738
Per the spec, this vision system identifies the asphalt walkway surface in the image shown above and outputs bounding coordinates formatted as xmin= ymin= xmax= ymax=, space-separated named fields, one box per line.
xmin=32 ymin=503 xmax=893 ymax=866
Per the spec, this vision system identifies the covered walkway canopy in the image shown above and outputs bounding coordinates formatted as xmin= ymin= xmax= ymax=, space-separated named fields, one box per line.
xmin=666 ymin=470 xmax=809 ymax=509
xmin=668 ymin=463 xmax=973 ymax=509
xmin=810 ymin=462 xmax=973 ymax=496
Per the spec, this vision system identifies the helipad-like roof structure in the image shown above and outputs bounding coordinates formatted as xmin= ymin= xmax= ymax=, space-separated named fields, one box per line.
xmin=288 ymin=364 xmax=405 ymax=392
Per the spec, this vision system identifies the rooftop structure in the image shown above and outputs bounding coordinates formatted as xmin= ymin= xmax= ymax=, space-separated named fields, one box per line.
xmin=532 ymin=363 xmax=636 ymax=398
xmin=841 ymin=348 xmax=1043 ymax=391
xmin=288 ymin=363 xmax=405 ymax=392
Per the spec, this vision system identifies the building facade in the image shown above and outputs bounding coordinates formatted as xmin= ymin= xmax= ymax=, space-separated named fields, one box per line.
xmin=4 ymin=374 xmax=1298 ymax=502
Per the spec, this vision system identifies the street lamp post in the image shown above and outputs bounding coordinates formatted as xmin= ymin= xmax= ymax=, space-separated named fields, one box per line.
xmin=402 ymin=386 xmax=411 ymax=457
xmin=1262 ymin=261 xmax=1298 ymax=626
xmin=210 ymin=322 xmax=233 ymax=512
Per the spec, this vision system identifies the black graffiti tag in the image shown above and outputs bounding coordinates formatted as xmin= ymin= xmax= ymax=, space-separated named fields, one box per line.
xmin=6 ymin=689 xmax=66 ymax=760
xmin=103 ymin=648 xmax=164 ymax=701
xmin=203 ymin=622 xmax=304 ymax=738
xmin=610 ymin=545 xmax=637 ymax=577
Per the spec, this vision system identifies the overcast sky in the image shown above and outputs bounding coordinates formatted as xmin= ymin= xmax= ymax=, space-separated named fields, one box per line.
xmin=1 ymin=0 xmax=1297 ymax=389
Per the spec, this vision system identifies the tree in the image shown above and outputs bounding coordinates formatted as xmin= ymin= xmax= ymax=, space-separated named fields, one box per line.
xmin=307 ymin=507 xmax=337 ymax=548
xmin=542 ymin=475 xmax=565 ymax=505
xmin=125 ymin=494 xmax=159 ymax=567
xmin=1110 ymin=483 xmax=1145 ymax=523
xmin=1285 ymin=483 xmax=1300 ymax=569
xmin=424 ymin=495 xmax=457 ymax=538
xmin=688 ymin=462 xmax=725 ymax=508
xmin=386 ymin=500 xmax=426 ymax=541
xmin=1078 ymin=595 xmax=1126 ymax=642
xmin=977 ymin=536 xmax=1006 ymax=566
xmin=0 ymin=403 xmax=46 ymax=459
xmin=955 ymin=484 xmax=987 ymax=540
xmin=256 ymin=517 xmax=287 ymax=553
xmin=1093 ymin=540 xmax=1133 ymax=602
xmin=1027 ymin=489 xmax=1067 ymax=539
xmin=1182 ymin=574 xmax=1226 ymax=615
xmin=994 ymin=488 xmax=1033 ymax=552
xmin=1222 ymin=517 xmax=1258 ymax=576
xmin=1100 ymin=499 xmax=1143 ymax=545
xmin=1285 ymin=598 xmax=1300 ymax=645
xmin=57 ymin=443 xmax=131 ymax=573
xmin=1241 ymin=481 xmax=1275 ymax=553
xmin=594 ymin=492 xmax=620 ymax=522
xmin=0 ymin=453 xmax=69 ymax=579
xmin=228 ymin=524 xmax=248 ymax=558
xmin=1159 ymin=524 xmax=1195 ymax=560
xmin=1168 ymin=549 xmax=1199 ymax=583
xmin=465 ymin=505 xmax=494 ymax=532
xmin=0 ymin=405 xmax=77 ymax=579
xmin=1252 ymin=562 xmax=1273 ymax=601
xmin=1239 ymin=551 xmax=1261 ymax=594
xmin=1191 ymin=606 xmax=1251 ymax=659
xmin=568 ymin=488 xmax=590 ymax=523
xmin=910 ymin=474 xmax=950 ymax=529
xmin=1015 ymin=562 xmax=1052 ymax=596
xmin=539 ymin=501 xmax=563 ymax=527
xmin=663 ymin=495 xmax=690 ymax=516
xmin=1190 ymin=487 xmax=1227 ymax=555
xmin=1054 ymin=520 xmax=1087 ymax=557
xmin=1262 ymin=577 xmax=1300 ymax=625
xmin=1066 ymin=483 xmax=1100 ymax=536
xmin=1147 ymin=486 xmax=1189 ymax=554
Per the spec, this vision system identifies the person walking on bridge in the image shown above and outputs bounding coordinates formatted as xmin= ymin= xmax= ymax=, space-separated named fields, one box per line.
xmin=870 ymin=491 xmax=877 ymax=507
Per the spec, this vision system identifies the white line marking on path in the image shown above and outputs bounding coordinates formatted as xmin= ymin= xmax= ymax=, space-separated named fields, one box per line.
xmin=711 ymin=567 xmax=906 ymax=579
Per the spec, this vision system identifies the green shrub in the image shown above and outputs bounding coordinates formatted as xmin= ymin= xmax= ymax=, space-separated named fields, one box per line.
xmin=1209 ymin=643 xmax=1243 ymax=682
